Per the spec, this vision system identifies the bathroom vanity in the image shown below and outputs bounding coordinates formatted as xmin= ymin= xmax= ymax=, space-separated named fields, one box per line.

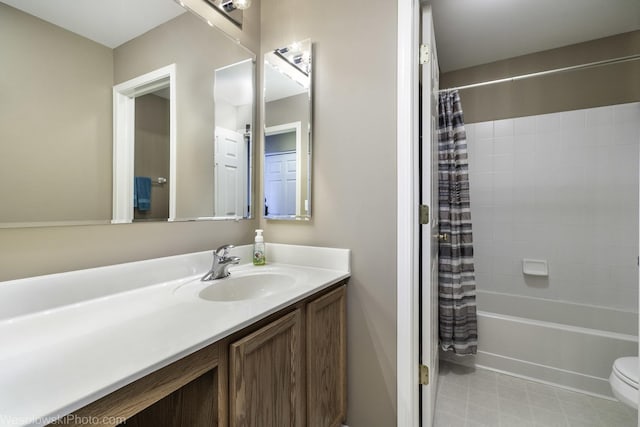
xmin=68 ymin=284 xmax=346 ymax=427
xmin=0 ymin=244 xmax=349 ymax=427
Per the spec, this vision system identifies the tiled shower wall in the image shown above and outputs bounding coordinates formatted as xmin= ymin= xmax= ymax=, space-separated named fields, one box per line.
xmin=466 ymin=102 xmax=640 ymax=312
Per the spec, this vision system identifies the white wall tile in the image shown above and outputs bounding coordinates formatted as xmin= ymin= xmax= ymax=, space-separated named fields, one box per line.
xmin=475 ymin=272 xmax=492 ymax=291
xmin=514 ymin=116 xmax=536 ymax=135
xmin=492 ymin=221 xmax=514 ymax=243
xmin=493 ymin=153 xmax=514 ymax=172
xmin=535 ymin=112 xmax=563 ymax=133
xmin=492 ymin=255 xmax=519 ymax=277
xmin=562 ymin=109 xmax=586 ymax=129
xmin=613 ymin=102 xmax=640 ymax=124
xmin=586 ymin=105 xmax=614 ymax=127
xmin=614 ymin=123 xmax=640 ymax=146
xmin=466 ymin=103 xmax=639 ymax=311
xmin=494 ymin=119 xmax=514 ymax=137
xmin=472 ymin=154 xmax=493 ymax=174
xmin=513 ymin=135 xmax=537 ymax=172
xmin=593 ymin=124 xmax=617 ymax=146
xmin=475 ymin=137 xmax=494 ymax=155
xmin=465 ymin=123 xmax=476 ymax=140
xmin=475 ymin=121 xmax=494 ymax=139
xmin=493 ymin=135 xmax=515 ymax=155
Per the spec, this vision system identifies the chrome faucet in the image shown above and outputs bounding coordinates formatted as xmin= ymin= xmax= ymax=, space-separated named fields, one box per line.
xmin=201 ymin=244 xmax=241 ymax=281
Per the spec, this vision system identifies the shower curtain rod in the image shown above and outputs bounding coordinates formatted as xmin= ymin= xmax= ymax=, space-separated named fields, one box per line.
xmin=438 ymin=53 xmax=640 ymax=92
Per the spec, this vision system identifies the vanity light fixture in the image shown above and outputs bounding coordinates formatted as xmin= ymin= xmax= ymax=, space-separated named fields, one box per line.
xmin=220 ymin=0 xmax=236 ymax=11
xmin=231 ymin=0 xmax=251 ymax=10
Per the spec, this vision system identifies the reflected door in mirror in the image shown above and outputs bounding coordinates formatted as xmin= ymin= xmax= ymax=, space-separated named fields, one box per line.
xmin=213 ymin=59 xmax=255 ymax=219
xmin=134 ymin=91 xmax=170 ymax=222
xmin=265 ymin=151 xmax=297 ymax=216
xmin=215 ymin=127 xmax=248 ymax=217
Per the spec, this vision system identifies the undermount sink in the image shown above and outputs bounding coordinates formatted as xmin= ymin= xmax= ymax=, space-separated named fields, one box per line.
xmin=198 ymin=272 xmax=297 ymax=302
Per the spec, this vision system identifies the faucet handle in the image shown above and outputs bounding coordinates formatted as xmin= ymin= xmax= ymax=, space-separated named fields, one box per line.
xmin=215 ymin=244 xmax=234 ymax=257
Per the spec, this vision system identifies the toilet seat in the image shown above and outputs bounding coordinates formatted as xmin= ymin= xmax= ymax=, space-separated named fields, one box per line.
xmin=610 ymin=356 xmax=638 ymax=409
xmin=614 ymin=357 xmax=639 ymax=388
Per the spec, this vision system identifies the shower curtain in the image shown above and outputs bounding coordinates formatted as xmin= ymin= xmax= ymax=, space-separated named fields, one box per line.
xmin=437 ymin=90 xmax=477 ymax=355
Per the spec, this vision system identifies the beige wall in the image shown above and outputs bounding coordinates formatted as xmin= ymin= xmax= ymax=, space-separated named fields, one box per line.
xmin=260 ymin=0 xmax=398 ymax=425
xmin=441 ymin=31 xmax=640 ymax=123
xmin=114 ymin=12 xmax=254 ymax=219
xmin=0 ymin=221 xmax=255 ymax=280
xmin=265 ymin=93 xmax=311 ymax=216
xmin=0 ymin=3 xmax=113 ymax=223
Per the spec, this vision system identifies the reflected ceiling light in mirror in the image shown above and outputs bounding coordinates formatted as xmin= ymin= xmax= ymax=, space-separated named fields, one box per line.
xmin=275 ymin=42 xmax=311 ymax=76
xmin=204 ymin=0 xmax=244 ymax=27
xmin=231 ymin=0 xmax=251 ymax=10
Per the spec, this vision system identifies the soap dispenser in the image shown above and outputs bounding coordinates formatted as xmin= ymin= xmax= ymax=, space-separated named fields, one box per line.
xmin=253 ymin=229 xmax=266 ymax=265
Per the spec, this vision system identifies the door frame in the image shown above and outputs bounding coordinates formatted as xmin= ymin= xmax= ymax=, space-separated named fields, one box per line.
xmin=396 ymin=0 xmax=421 ymax=426
xmin=112 ymin=64 xmax=177 ymax=223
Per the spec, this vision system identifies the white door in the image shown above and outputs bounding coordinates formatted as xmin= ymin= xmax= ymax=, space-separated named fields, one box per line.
xmin=215 ymin=127 xmax=246 ymax=217
xmin=265 ymin=151 xmax=297 ymax=216
xmin=420 ymin=5 xmax=440 ymax=426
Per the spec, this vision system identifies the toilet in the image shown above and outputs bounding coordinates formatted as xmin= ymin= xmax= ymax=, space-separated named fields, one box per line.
xmin=610 ymin=357 xmax=639 ymax=409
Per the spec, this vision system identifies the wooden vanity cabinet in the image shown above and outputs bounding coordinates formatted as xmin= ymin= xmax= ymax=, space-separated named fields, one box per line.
xmin=229 ymin=309 xmax=304 ymax=427
xmin=228 ymin=285 xmax=346 ymax=427
xmin=306 ymin=286 xmax=347 ymax=427
xmin=55 ymin=283 xmax=347 ymax=427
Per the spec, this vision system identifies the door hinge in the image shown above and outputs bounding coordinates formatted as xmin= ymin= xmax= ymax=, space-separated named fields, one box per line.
xmin=419 ymin=364 xmax=429 ymax=385
xmin=420 ymin=44 xmax=429 ymax=64
xmin=419 ymin=205 xmax=429 ymax=224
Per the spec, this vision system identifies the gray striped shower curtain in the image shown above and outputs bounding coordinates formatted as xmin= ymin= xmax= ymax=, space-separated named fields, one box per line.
xmin=438 ymin=90 xmax=477 ymax=355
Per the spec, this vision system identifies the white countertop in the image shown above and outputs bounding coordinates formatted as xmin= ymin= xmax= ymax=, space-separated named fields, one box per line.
xmin=0 ymin=244 xmax=350 ymax=427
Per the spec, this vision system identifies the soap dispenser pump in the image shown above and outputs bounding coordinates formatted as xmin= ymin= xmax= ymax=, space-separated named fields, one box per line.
xmin=253 ymin=229 xmax=266 ymax=265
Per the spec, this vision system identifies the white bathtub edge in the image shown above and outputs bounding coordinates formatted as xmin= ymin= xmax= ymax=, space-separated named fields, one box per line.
xmin=477 ymin=311 xmax=639 ymax=343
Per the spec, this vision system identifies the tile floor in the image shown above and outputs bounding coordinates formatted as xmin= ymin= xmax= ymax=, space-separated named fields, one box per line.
xmin=434 ymin=361 xmax=638 ymax=427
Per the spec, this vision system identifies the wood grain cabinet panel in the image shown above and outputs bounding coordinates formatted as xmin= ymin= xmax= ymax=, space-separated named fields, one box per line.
xmin=229 ymin=309 xmax=304 ymax=427
xmin=306 ymin=285 xmax=347 ymax=427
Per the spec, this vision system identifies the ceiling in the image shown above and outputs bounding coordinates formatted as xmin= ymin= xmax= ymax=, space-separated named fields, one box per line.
xmin=429 ymin=0 xmax=640 ymax=72
xmin=6 ymin=0 xmax=638 ymax=75
xmin=264 ymin=63 xmax=308 ymax=103
xmin=215 ymin=60 xmax=254 ymax=107
xmin=1 ymin=0 xmax=186 ymax=48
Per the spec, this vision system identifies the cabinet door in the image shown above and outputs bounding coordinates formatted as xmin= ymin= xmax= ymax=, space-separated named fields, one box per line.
xmin=230 ymin=309 xmax=304 ymax=427
xmin=306 ymin=286 xmax=347 ymax=427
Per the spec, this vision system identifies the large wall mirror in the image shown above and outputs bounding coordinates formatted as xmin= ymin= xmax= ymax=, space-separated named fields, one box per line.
xmin=0 ymin=0 xmax=255 ymax=227
xmin=263 ymin=39 xmax=313 ymax=220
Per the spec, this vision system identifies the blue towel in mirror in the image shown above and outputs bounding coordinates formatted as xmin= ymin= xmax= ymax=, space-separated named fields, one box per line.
xmin=134 ymin=176 xmax=152 ymax=211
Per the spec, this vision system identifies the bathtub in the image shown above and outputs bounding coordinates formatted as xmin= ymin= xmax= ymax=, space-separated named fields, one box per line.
xmin=441 ymin=290 xmax=638 ymax=398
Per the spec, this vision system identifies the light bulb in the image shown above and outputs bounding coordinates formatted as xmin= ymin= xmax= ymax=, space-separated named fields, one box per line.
xmin=232 ymin=0 xmax=251 ymax=9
